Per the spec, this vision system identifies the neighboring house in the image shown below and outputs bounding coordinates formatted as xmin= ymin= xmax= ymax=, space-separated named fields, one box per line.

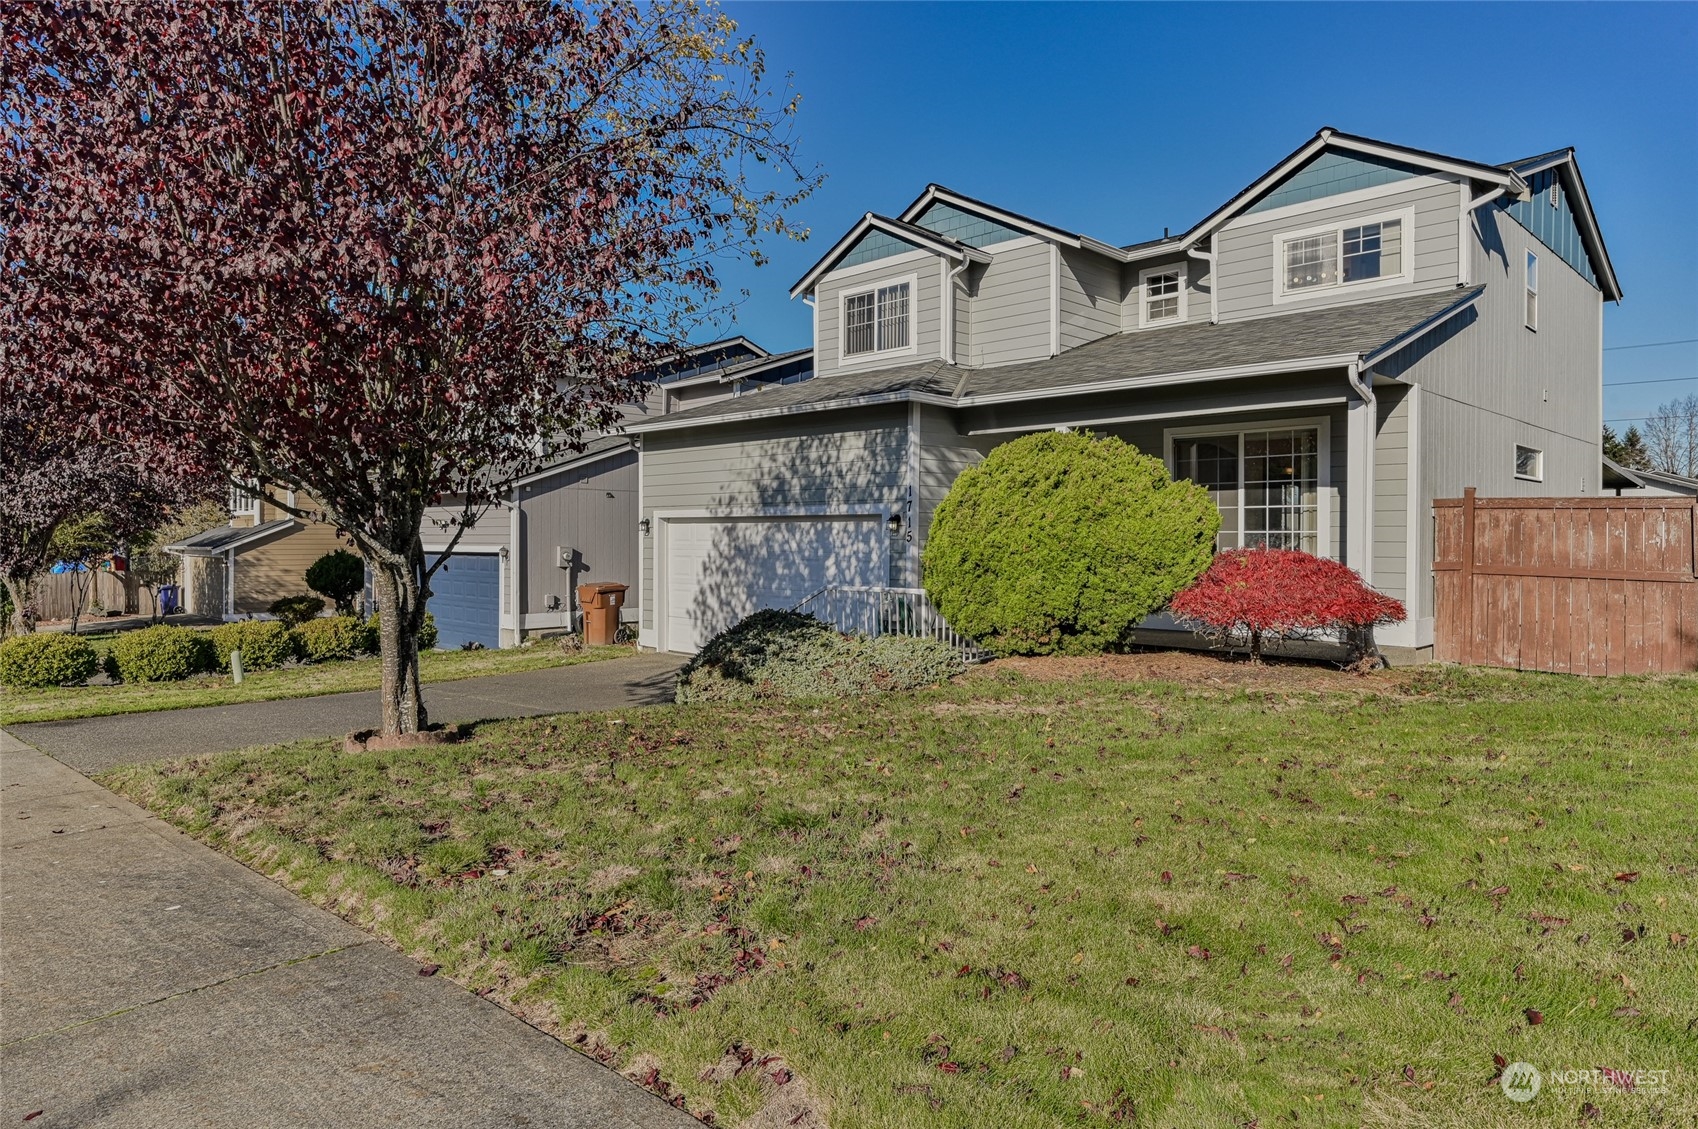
xmin=626 ymin=127 xmax=1621 ymax=661
xmin=1602 ymin=457 xmax=1698 ymax=498
xmin=166 ymin=483 xmax=344 ymax=619
xmin=419 ymin=338 xmax=815 ymax=648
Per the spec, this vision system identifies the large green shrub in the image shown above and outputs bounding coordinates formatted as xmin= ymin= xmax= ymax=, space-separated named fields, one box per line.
xmin=306 ymin=549 xmax=365 ymax=616
xmin=210 ymin=620 xmax=298 ymax=670
xmin=0 ymin=632 xmax=101 ymax=689
xmin=367 ymin=610 xmax=438 ymax=651
xmin=296 ymin=615 xmax=376 ymax=662
xmin=267 ymin=594 xmax=326 ymax=628
xmin=675 ymin=610 xmax=965 ymax=704
xmin=107 ymin=625 xmax=216 ymax=682
xmin=922 ymin=431 xmax=1221 ymax=656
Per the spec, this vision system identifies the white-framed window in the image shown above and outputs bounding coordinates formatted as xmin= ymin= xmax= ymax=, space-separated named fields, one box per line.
xmin=1138 ymin=265 xmax=1186 ymax=326
xmin=1524 ymin=250 xmax=1538 ymax=330
xmin=1515 ymin=444 xmax=1543 ymax=482
xmin=229 ymin=482 xmax=261 ymax=518
xmin=1166 ymin=419 xmax=1330 ymax=556
xmin=1275 ymin=209 xmax=1411 ymax=299
xmin=841 ymin=275 xmax=914 ymax=360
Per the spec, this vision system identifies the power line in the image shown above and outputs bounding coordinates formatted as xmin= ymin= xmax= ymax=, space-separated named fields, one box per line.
xmin=1604 ymin=338 xmax=1698 ymax=351
xmin=1604 ymin=376 xmax=1698 ymax=387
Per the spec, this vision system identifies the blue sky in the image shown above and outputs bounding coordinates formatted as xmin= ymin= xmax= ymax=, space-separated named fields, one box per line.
xmin=713 ymin=1 xmax=1697 ymax=433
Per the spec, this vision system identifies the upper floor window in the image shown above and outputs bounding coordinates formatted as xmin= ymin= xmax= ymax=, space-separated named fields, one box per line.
xmin=1139 ymin=266 xmax=1186 ymax=326
xmin=1524 ymin=251 xmax=1539 ymax=330
xmin=1278 ymin=211 xmax=1407 ymax=297
xmin=843 ymin=278 xmax=912 ymax=359
xmin=229 ymin=482 xmax=261 ymax=518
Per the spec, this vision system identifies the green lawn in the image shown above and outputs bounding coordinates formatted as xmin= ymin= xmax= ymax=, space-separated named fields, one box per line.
xmin=0 ymin=642 xmax=633 ymax=725
xmin=103 ymin=662 xmax=1698 ymax=1128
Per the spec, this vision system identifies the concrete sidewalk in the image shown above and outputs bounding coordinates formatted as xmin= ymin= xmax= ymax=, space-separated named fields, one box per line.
xmin=0 ymin=729 xmax=698 ymax=1129
xmin=9 ymin=652 xmax=684 ymax=771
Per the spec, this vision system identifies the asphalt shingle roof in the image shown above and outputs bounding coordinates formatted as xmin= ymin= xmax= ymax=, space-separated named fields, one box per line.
xmin=165 ymin=518 xmax=296 ymax=555
xmin=633 ymin=288 xmax=1481 ymax=431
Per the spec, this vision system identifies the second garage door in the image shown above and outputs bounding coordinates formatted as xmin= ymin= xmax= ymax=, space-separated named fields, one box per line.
xmin=663 ymin=516 xmax=886 ymax=653
xmin=425 ymin=552 xmax=501 ymax=650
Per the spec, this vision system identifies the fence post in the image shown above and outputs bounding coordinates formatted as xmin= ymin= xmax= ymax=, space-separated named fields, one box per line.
xmin=1459 ymin=487 xmax=1477 ymax=666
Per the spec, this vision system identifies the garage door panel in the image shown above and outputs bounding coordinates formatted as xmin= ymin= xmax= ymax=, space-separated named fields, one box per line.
xmin=426 ymin=552 xmax=501 ymax=651
xmin=665 ymin=517 xmax=884 ymax=653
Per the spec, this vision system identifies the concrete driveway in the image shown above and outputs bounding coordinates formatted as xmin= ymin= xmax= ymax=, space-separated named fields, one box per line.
xmin=0 ymin=725 xmax=699 ymax=1128
xmin=9 ymin=652 xmax=684 ymax=771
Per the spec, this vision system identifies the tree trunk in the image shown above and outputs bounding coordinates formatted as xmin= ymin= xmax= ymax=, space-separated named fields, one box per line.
xmin=1248 ymin=628 xmax=1263 ymax=664
xmin=5 ymin=574 xmax=39 ymax=634
xmin=367 ymin=542 xmax=429 ymax=735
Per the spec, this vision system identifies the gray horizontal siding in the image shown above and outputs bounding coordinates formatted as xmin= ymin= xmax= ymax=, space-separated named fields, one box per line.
xmin=1372 ymin=385 xmax=1411 ymax=601
xmin=915 ymin=404 xmax=997 ymax=552
xmin=1215 ymin=177 xmax=1461 ymax=321
xmin=967 ymin=240 xmax=1053 ymax=368
xmin=1059 ymin=247 xmax=1121 ymax=351
xmin=638 ymin=406 xmax=910 ymax=629
xmin=815 ymin=253 xmax=943 ymax=377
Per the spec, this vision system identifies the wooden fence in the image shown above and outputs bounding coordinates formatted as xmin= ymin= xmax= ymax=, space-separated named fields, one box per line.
xmin=24 ymin=570 xmax=140 ymax=624
xmin=1433 ymin=488 xmax=1698 ymax=675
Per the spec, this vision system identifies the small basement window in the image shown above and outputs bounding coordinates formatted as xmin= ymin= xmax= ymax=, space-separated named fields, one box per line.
xmin=1140 ymin=266 xmax=1185 ymax=325
xmin=1515 ymin=444 xmax=1543 ymax=482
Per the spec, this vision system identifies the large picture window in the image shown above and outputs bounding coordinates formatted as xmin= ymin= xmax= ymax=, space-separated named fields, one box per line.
xmin=1171 ymin=425 xmax=1324 ymax=554
xmin=843 ymin=278 xmax=912 ymax=358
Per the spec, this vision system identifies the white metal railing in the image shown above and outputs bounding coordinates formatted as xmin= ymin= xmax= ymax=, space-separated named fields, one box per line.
xmin=792 ymin=586 xmax=989 ymax=661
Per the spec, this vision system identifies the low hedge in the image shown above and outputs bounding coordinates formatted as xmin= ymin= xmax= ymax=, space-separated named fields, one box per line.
xmin=267 ymin=594 xmax=326 ymax=628
xmin=295 ymin=615 xmax=376 ymax=662
xmin=210 ymin=620 xmax=298 ymax=670
xmin=106 ymin=625 xmax=216 ymax=683
xmin=0 ymin=632 xmax=101 ymax=689
xmin=367 ymin=610 xmax=438 ymax=652
xmin=675 ymin=610 xmax=966 ymax=705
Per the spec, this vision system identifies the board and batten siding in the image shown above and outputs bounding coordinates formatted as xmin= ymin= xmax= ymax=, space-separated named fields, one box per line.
xmin=965 ymin=239 xmax=1054 ymax=368
xmin=814 ymin=250 xmax=944 ymax=378
xmin=1058 ymin=247 xmax=1122 ymax=352
xmin=519 ymin=451 xmax=637 ymax=628
xmin=1214 ymin=176 xmax=1461 ymax=322
xmin=638 ymin=406 xmax=911 ymax=633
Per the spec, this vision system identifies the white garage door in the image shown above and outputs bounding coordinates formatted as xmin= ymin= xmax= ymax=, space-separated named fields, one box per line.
xmin=664 ymin=516 xmax=886 ymax=653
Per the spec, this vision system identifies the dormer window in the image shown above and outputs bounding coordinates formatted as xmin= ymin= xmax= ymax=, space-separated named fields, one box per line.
xmin=842 ymin=277 xmax=913 ymax=360
xmin=229 ymin=482 xmax=261 ymax=518
xmin=1139 ymin=266 xmax=1186 ymax=326
xmin=1277 ymin=209 xmax=1409 ymax=298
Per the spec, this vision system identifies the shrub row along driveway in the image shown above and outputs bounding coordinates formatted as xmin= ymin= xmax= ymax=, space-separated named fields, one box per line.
xmin=8 ymin=652 xmax=683 ymax=769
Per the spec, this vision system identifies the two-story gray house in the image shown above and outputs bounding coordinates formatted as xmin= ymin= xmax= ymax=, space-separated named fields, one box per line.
xmin=626 ymin=128 xmax=1621 ymax=660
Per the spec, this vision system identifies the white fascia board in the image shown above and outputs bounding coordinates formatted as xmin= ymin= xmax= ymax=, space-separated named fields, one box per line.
xmin=626 ymin=390 xmax=959 ymax=433
xmin=956 ymin=354 xmax=1361 ymax=409
xmin=1330 ymin=135 xmax=1521 ymax=192
xmin=511 ymin=441 xmax=635 ymax=486
xmin=163 ymin=520 xmax=300 ymax=557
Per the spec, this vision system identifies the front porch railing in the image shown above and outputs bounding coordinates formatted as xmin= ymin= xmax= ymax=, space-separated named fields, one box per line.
xmin=792 ymin=585 xmax=989 ymax=662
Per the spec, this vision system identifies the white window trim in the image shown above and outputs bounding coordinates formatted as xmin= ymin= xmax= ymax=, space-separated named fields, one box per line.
xmin=229 ymin=482 xmax=260 ymax=518
xmin=1137 ymin=263 xmax=1188 ymax=328
xmin=1524 ymin=250 xmax=1539 ymax=331
xmin=1514 ymin=444 xmax=1544 ymax=482
xmin=837 ymin=272 xmax=919 ymax=366
xmin=1270 ymin=206 xmax=1416 ymax=304
xmin=1162 ymin=415 xmax=1334 ymax=560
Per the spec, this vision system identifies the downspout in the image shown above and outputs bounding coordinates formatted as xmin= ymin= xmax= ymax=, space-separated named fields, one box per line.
xmin=1187 ymin=234 xmax=1219 ymax=324
xmin=1458 ymin=186 xmax=1507 ymax=287
xmin=1345 ymin=360 xmax=1376 ymax=585
xmin=944 ymin=256 xmax=970 ymax=364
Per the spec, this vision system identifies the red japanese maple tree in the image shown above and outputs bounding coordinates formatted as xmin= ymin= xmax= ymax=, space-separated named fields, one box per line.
xmin=1 ymin=1 xmax=817 ymax=731
xmin=1168 ymin=548 xmax=1406 ymax=663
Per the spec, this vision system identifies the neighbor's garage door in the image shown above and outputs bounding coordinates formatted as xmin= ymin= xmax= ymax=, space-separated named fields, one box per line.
xmin=663 ymin=516 xmax=885 ymax=653
xmin=425 ymin=552 xmax=500 ymax=650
